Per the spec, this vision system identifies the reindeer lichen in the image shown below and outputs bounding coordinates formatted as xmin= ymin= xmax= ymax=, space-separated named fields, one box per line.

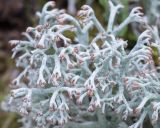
xmin=2 ymin=1 xmax=160 ymax=128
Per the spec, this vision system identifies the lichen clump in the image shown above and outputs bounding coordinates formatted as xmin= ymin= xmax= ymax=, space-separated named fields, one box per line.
xmin=3 ymin=1 xmax=160 ymax=128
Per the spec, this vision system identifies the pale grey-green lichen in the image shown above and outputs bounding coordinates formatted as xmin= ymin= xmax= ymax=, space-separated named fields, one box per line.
xmin=2 ymin=1 xmax=160 ymax=128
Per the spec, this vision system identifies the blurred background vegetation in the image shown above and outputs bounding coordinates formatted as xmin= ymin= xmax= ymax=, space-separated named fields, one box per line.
xmin=0 ymin=0 xmax=159 ymax=128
